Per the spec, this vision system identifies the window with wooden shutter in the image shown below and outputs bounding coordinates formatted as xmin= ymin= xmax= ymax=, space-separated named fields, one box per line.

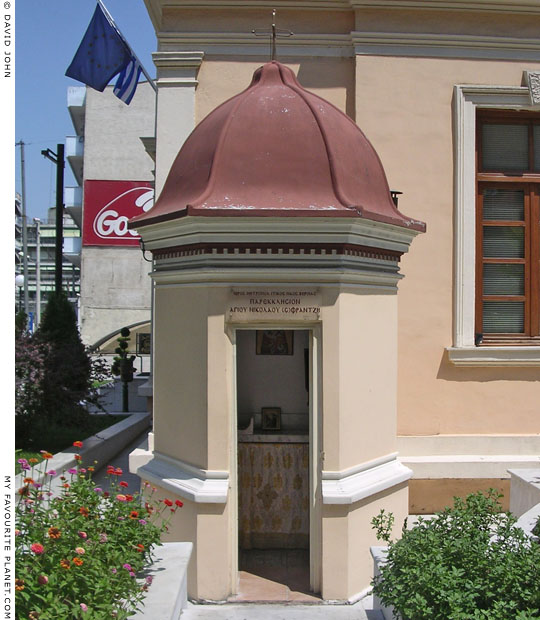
xmin=476 ymin=111 xmax=540 ymax=345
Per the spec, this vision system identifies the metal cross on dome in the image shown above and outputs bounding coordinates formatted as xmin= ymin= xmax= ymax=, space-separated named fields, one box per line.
xmin=252 ymin=9 xmax=294 ymax=61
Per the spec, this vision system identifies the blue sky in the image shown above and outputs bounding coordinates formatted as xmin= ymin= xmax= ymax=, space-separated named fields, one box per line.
xmin=13 ymin=0 xmax=157 ymax=220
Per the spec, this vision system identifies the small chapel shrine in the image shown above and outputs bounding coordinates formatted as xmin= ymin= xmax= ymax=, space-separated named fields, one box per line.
xmin=130 ymin=61 xmax=424 ymax=602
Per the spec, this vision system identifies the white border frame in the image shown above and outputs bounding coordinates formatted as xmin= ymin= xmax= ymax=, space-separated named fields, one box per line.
xmin=448 ymin=83 xmax=540 ymax=366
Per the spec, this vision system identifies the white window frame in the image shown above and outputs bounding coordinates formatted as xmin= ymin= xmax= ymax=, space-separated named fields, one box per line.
xmin=447 ymin=82 xmax=540 ymax=367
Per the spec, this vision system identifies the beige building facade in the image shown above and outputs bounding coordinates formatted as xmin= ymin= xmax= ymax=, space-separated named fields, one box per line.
xmin=130 ymin=0 xmax=540 ymax=602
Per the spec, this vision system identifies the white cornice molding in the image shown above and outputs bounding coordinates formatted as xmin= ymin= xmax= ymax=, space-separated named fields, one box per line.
xmin=153 ymin=51 xmax=204 ymax=85
xmin=401 ymin=454 xmax=540 ymax=479
xmin=154 ymin=0 xmax=540 ymax=13
xmin=136 ymin=216 xmax=421 ymax=254
xmin=322 ymin=453 xmax=412 ymax=504
xmin=135 ymin=451 xmax=229 ymax=503
xmin=350 ymin=0 xmax=540 ymax=14
xmin=352 ymin=32 xmax=540 ymax=61
xmin=151 ymin=266 xmax=403 ymax=291
xmin=157 ymin=32 xmax=353 ymax=58
xmin=447 ymin=346 xmax=540 ymax=366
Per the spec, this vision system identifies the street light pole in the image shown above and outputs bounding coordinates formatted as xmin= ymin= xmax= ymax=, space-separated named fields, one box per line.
xmin=41 ymin=145 xmax=65 ymax=295
xmin=16 ymin=141 xmax=29 ymax=314
xmin=34 ymin=218 xmax=41 ymax=324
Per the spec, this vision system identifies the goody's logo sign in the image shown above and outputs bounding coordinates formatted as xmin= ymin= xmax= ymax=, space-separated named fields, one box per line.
xmin=83 ymin=180 xmax=154 ymax=246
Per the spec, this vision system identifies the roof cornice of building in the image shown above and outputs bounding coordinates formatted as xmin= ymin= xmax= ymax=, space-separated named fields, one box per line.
xmin=150 ymin=0 xmax=540 ymax=14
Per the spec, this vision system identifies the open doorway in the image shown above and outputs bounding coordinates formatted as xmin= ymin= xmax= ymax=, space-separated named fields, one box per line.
xmin=234 ymin=329 xmax=318 ymax=601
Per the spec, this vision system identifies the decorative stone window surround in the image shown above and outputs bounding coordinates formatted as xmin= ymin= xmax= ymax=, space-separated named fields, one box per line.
xmin=447 ymin=79 xmax=540 ymax=367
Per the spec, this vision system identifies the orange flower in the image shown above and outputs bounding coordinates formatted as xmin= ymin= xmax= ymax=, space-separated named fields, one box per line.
xmin=29 ymin=458 xmax=38 ymax=464
xmin=40 ymin=451 xmax=53 ymax=459
xmin=60 ymin=559 xmax=71 ymax=569
xmin=79 ymin=507 xmax=89 ymax=517
xmin=72 ymin=557 xmax=84 ymax=566
xmin=63 ymin=483 xmax=70 ymax=489
xmin=129 ymin=511 xmax=139 ymax=519
xmin=87 ymin=466 xmax=95 ymax=472
xmin=48 ymin=527 xmax=61 ymax=540
xmin=73 ymin=441 xmax=83 ymax=448
xmin=23 ymin=478 xmax=34 ymax=485
xmin=15 ymin=578 xmax=24 ymax=591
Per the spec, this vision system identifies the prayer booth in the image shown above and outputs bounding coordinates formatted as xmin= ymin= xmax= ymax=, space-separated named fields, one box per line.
xmin=130 ymin=61 xmax=425 ymax=602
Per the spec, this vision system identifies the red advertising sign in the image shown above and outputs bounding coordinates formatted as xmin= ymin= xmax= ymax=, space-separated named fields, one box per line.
xmin=83 ymin=180 xmax=154 ymax=246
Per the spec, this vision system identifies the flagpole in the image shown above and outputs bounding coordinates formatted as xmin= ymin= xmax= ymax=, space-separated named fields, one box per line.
xmin=96 ymin=0 xmax=157 ymax=92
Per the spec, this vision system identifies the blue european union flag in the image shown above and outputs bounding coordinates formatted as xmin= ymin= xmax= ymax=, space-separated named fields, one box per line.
xmin=66 ymin=4 xmax=131 ymax=92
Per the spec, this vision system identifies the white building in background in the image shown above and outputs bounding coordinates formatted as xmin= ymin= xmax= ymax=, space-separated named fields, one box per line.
xmin=15 ymin=195 xmax=80 ymax=328
xmin=65 ymin=83 xmax=156 ymax=353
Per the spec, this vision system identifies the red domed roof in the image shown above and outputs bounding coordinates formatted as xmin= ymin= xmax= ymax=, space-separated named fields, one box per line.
xmin=132 ymin=61 xmax=424 ymax=231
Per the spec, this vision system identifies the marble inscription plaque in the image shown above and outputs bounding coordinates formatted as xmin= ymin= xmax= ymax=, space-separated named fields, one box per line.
xmin=227 ymin=288 xmax=321 ymax=322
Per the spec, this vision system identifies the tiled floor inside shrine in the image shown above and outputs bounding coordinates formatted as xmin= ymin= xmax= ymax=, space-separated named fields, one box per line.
xmin=230 ymin=549 xmax=321 ymax=603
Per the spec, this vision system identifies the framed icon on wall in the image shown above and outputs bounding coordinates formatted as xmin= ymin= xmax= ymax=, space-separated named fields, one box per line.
xmin=261 ymin=407 xmax=282 ymax=431
xmin=256 ymin=330 xmax=293 ymax=355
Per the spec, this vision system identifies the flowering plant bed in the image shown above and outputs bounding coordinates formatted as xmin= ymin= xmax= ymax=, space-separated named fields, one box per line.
xmin=16 ymin=442 xmax=183 ymax=619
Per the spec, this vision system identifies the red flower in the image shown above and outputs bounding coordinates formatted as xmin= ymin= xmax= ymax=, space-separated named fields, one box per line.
xmin=73 ymin=441 xmax=83 ymax=448
xmin=103 ymin=492 xmax=110 ymax=498
xmin=125 ymin=494 xmax=133 ymax=502
xmin=79 ymin=507 xmax=89 ymax=517
xmin=119 ymin=481 xmax=129 ymax=488
xmin=74 ymin=454 xmax=82 ymax=461
xmin=129 ymin=511 xmax=139 ymax=519
xmin=175 ymin=500 xmax=183 ymax=508
xmin=163 ymin=499 xmax=173 ymax=507
xmin=136 ymin=544 xmax=144 ymax=552
xmin=30 ymin=543 xmax=45 ymax=555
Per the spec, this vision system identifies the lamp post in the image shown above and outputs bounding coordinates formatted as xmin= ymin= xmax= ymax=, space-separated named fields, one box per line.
xmin=15 ymin=274 xmax=24 ymax=312
xmin=33 ymin=218 xmax=41 ymax=325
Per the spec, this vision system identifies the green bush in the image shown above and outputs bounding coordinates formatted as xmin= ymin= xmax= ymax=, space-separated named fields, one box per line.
xmin=16 ymin=442 xmax=183 ymax=619
xmin=371 ymin=490 xmax=540 ymax=620
xmin=16 ymin=294 xmax=108 ymax=448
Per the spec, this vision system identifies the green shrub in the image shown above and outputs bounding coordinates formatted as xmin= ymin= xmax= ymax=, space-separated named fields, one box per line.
xmin=16 ymin=442 xmax=183 ymax=619
xmin=371 ymin=490 xmax=540 ymax=620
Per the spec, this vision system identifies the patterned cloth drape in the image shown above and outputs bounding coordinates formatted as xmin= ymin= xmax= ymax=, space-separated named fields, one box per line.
xmin=238 ymin=442 xmax=309 ymax=549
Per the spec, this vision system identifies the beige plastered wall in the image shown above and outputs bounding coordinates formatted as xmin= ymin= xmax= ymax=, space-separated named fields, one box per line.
xmin=321 ymin=287 xmax=398 ymax=472
xmin=354 ymin=56 xmax=540 ymax=436
xmin=322 ymin=484 xmax=408 ymax=600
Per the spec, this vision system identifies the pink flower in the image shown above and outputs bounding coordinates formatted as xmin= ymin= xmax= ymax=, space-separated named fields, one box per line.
xmin=80 ymin=603 xmax=88 ymax=612
xmin=67 ymin=468 xmax=78 ymax=475
xmin=46 ymin=470 xmax=57 ymax=476
xmin=116 ymin=494 xmax=127 ymax=502
xmin=37 ymin=575 xmax=48 ymax=585
xmin=30 ymin=543 xmax=44 ymax=555
xmin=75 ymin=547 xmax=85 ymax=555
xmin=78 ymin=531 xmax=87 ymax=540
xmin=129 ymin=571 xmax=135 ymax=577
xmin=123 ymin=563 xmax=132 ymax=571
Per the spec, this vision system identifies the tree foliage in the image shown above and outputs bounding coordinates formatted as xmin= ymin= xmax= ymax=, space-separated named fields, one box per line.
xmin=15 ymin=294 xmax=107 ymax=448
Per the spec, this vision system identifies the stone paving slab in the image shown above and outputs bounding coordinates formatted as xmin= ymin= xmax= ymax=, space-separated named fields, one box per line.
xmin=181 ymin=600 xmax=384 ymax=620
